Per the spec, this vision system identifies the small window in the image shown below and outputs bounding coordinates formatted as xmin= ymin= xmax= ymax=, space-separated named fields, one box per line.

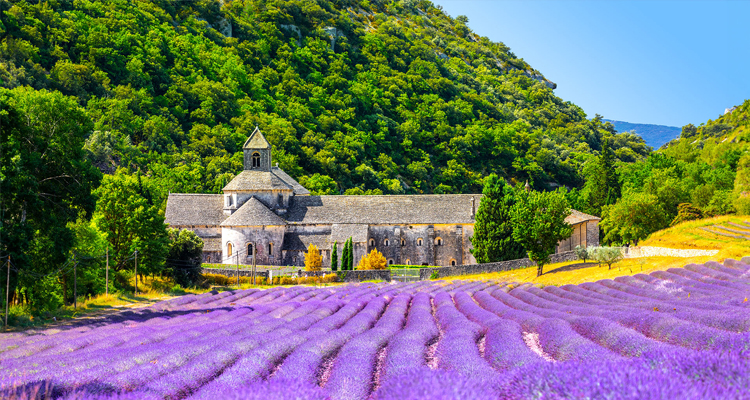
xmin=268 ymin=243 xmax=273 ymax=255
xmin=450 ymin=259 xmax=457 ymax=267
xmin=435 ymin=237 xmax=443 ymax=246
xmin=369 ymin=238 xmax=375 ymax=247
xmin=388 ymin=259 xmax=394 ymax=265
xmin=227 ymin=242 xmax=233 ymax=257
xmin=252 ymin=152 xmax=261 ymax=168
xmin=400 ymin=238 xmax=405 ymax=246
xmin=384 ymin=238 xmax=390 ymax=247
xmin=247 ymin=243 xmax=254 ymax=257
xmin=417 ymin=238 xmax=423 ymax=247
xmin=405 ymin=259 xmax=411 ymax=265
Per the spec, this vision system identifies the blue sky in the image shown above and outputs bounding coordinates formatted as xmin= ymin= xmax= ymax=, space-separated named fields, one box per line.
xmin=432 ymin=0 xmax=750 ymax=128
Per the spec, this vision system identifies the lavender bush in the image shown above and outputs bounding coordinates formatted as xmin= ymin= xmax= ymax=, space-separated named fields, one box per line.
xmin=2 ymin=262 xmax=750 ymax=399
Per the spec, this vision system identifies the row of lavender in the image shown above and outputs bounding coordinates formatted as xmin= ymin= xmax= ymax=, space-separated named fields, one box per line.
xmin=2 ymin=258 xmax=750 ymax=399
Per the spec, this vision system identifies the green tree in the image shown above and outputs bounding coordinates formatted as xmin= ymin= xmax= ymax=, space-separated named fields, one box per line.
xmin=600 ymin=191 xmax=669 ymax=245
xmin=94 ymin=171 xmax=169 ymax=278
xmin=510 ymin=189 xmax=573 ymax=277
xmin=166 ymin=228 xmax=204 ymax=287
xmin=471 ymin=174 xmax=525 ymax=263
xmin=581 ymin=140 xmax=621 ymax=216
xmin=331 ymin=240 xmax=339 ymax=271
xmin=0 ymin=87 xmax=101 ymax=313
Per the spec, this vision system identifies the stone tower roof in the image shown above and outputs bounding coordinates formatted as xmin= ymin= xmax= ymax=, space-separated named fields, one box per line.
xmin=222 ymin=170 xmax=294 ymax=192
xmin=220 ymin=197 xmax=287 ymax=226
xmin=243 ymin=126 xmax=271 ymax=149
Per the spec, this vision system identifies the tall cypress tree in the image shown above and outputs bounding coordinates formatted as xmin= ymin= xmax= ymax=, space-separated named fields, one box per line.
xmin=470 ymin=174 xmax=526 ymax=263
xmin=341 ymin=238 xmax=350 ymax=271
xmin=331 ymin=241 xmax=338 ymax=271
xmin=346 ymin=238 xmax=354 ymax=270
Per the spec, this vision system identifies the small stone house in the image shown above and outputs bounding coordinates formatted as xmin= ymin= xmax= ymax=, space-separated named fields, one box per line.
xmin=165 ymin=128 xmax=600 ymax=267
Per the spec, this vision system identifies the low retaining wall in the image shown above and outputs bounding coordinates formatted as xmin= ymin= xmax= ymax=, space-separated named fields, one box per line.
xmin=419 ymin=251 xmax=578 ymax=280
xmin=202 ymin=267 xmax=390 ymax=282
xmin=202 ymin=268 xmax=269 ymax=279
xmin=625 ymin=246 xmax=719 ymax=258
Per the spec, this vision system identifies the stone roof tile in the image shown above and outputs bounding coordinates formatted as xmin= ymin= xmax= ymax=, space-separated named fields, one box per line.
xmin=285 ymin=194 xmax=480 ymax=225
xmin=282 ymin=232 xmax=330 ymax=251
xmin=271 ymin=167 xmax=310 ymax=196
xmin=243 ymin=127 xmax=271 ymax=149
xmin=221 ymin=197 xmax=287 ymax=227
xmin=222 ymin=170 xmax=294 ymax=192
xmin=165 ymin=194 xmax=226 ymax=226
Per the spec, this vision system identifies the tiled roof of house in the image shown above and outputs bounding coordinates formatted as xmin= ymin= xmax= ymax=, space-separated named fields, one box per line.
xmin=285 ymin=194 xmax=480 ymax=225
xmin=271 ymin=167 xmax=310 ymax=196
xmin=222 ymin=170 xmax=294 ymax=192
xmin=164 ymin=194 xmax=226 ymax=226
xmin=565 ymin=209 xmax=601 ymax=224
xmin=221 ymin=197 xmax=287 ymax=227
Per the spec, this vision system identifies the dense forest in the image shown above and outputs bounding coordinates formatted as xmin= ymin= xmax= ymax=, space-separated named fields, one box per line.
xmin=2 ymin=0 xmax=653 ymax=315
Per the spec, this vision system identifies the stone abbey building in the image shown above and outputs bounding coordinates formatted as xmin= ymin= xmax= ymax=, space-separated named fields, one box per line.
xmin=165 ymin=128 xmax=600 ymax=267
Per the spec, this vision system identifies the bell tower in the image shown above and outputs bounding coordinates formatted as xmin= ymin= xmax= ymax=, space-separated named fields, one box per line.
xmin=243 ymin=126 xmax=272 ymax=171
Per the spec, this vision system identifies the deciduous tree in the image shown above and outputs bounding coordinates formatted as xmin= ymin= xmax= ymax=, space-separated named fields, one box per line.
xmin=511 ymin=189 xmax=573 ymax=277
xmin=304 ymin=244 xmax=322 ymax=271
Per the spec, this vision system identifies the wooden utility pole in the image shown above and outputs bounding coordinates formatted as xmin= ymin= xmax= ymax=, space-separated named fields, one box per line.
xmin=73 ymin=253 xmax=78 ymax=310
xmin=105 ymin=247 xmax=109 ymax=296
xmin=134 ymin=250 xmax=138 ymax=295
xmin=4 ymin=255 xmax=9 ymax=328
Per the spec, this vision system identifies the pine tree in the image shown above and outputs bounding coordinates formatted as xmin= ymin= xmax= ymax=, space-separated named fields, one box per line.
xmin=470 ymin=174 xmax=526 ymax=263
xmin=331 ymin=241 xmax=338 ymax=271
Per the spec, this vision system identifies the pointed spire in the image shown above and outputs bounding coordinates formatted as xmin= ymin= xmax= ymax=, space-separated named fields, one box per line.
xmin=243 ymin=126 xmax=271 ymax=149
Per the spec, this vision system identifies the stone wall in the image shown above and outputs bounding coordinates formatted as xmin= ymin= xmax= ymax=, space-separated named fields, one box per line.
xmin=202 ymin=268 xmax=269 ymax=279
xmin=202 ymin=267 xmax=390 ymax=282
xmin=418 ymin=251 xmax=578 ymax=280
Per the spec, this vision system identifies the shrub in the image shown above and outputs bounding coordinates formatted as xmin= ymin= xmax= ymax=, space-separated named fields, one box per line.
xmin=357 ymin=249 xmax=387 ymax=270
xmin=430 ymin=271 xmax=439 ymax=280
xmin=574 ymin=245 xmax=589 ymax=263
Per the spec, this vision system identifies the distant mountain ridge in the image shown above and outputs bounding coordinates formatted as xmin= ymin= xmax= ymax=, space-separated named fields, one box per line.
xmin=603 ymin=120 xmax=681 ymax=149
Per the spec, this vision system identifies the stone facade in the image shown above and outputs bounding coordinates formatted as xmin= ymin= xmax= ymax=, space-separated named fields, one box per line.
xmin=165 ymin=128 xmax=601 ymax=268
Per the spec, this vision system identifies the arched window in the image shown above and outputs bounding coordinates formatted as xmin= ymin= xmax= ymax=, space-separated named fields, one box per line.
xmin=388 ymin=259 xmax=394 ymax=265
xmin=227 ymin=242 xmax=233 ymax=257
xmin=268 ymin=243 xmax=273 ymax=255
xmin=405 ymin=259 xmax=411 ymax=265
xmin=252 ymin=152 xmax=261 ymax=168
xmin=435 ymin=237 xmax=443 ymax=246
xmin=369 ymin=238 xmax=375 ymax=247
xmin=400 ymin=238 xmax=405 ymax=246
xmin=450 ymin=259 xmax=457 ymax=266
xmin=384 ymin=238 xmax=390 ymax=247
xmin=417 ymin=238 xmax=423 ymax=247
xmin=247 ymin=243 xmax=254 ymax=257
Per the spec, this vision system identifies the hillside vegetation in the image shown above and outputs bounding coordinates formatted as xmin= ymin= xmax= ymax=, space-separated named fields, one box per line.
xmin=595 ymin=100 xmax=750 ymax=245
xmin=0 ymin=0 xmax=648 ymax=205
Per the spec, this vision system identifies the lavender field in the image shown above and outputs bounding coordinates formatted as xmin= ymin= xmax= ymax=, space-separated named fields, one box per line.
xmin=3 ymin=259 xmax=750 ymax=400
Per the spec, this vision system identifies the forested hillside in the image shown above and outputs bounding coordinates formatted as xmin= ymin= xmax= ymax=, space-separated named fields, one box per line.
xmin=1 ymin=0 xmax=654 ymax=314
xmin=599 ymin=100 xmax=750 ymax=245
xmin=604 ymin=119 xmax=679 ymax=149
xmin=0 ymin=0 xmax=648 ymax=205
